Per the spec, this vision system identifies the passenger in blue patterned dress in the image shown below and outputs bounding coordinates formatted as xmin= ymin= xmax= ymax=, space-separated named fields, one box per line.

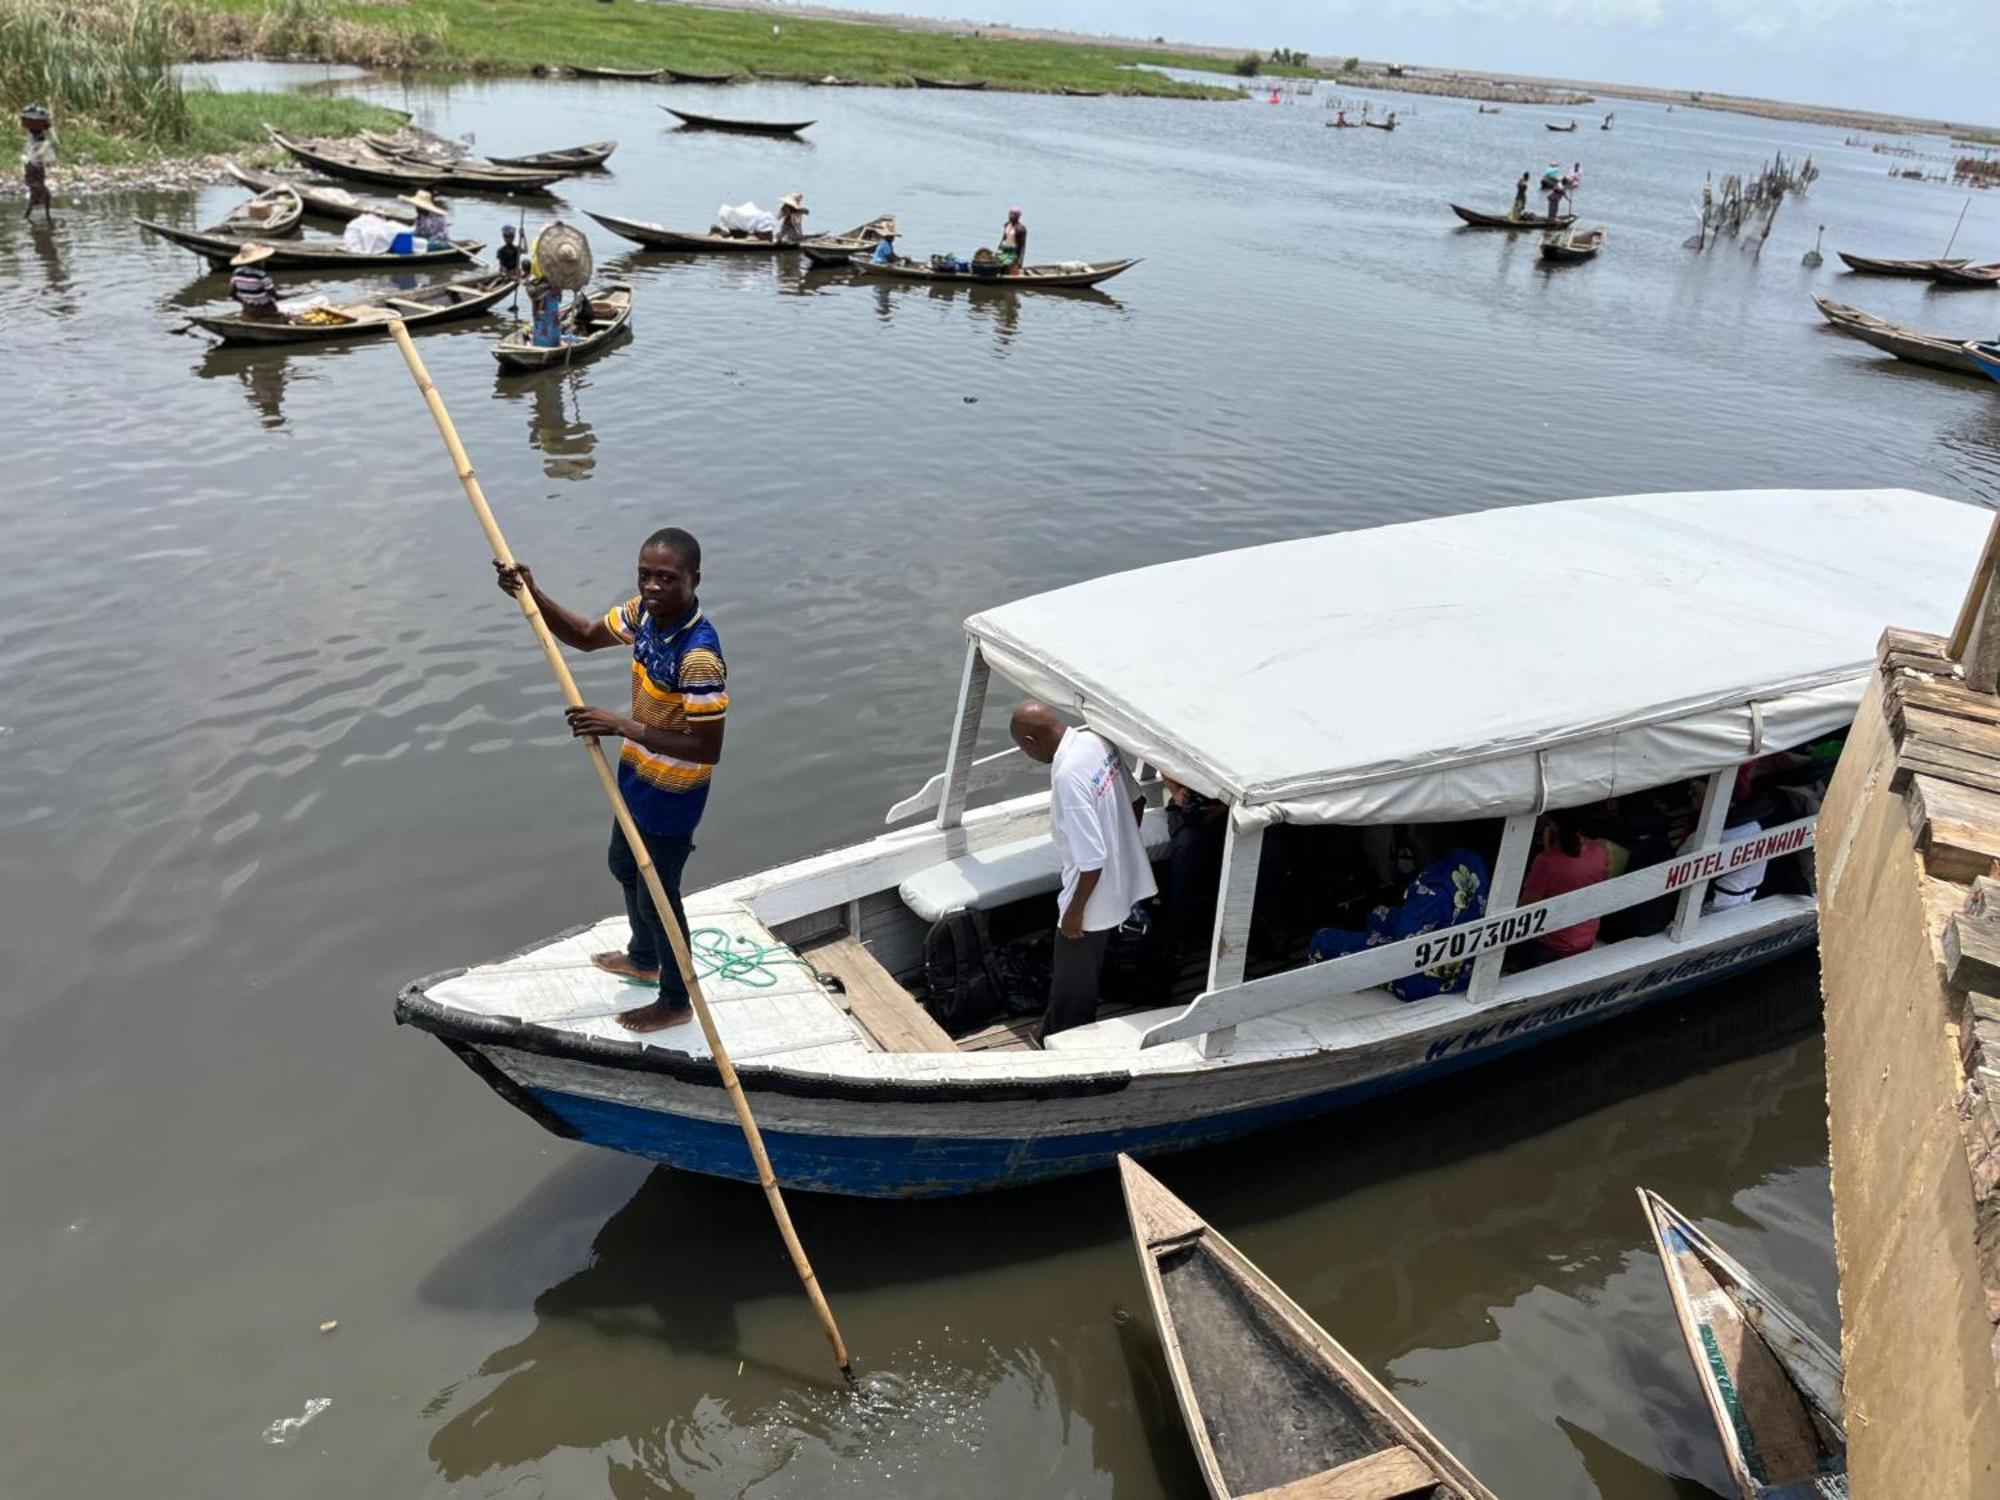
xmin=1308 ymin=827 xmax=1490 ymax=1001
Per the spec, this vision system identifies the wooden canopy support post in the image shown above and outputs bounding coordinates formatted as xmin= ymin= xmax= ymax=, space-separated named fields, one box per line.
xmin=1670 ymin=768 xmax=1735 ymax=943
xmin=936 ymin=641 xmax=990 ymax=831
xmin=1199 ymin=820 xmax=1264 ymax=1059
xmin=1951 ymin=508 xmax=2000 ymax=695
xmin=386 ymin=320 xmax=854 ymax=1382
xmin=1469 ymin=812 xmax=1538 ymax=1002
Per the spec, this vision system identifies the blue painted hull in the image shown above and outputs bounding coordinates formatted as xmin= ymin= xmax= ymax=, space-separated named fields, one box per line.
xmin=1966 ymin=342 xmax=2000 ymax=386
xmin=508 ymin=924 xmax=1815 ymax=1197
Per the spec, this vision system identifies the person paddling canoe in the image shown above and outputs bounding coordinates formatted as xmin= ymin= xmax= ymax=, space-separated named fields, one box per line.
xmin=999 ymin=205 xmax=1027 ymax=275
xmin=1511 ymin=171 xmax=1531 ymax=220
xmin=494 ymin=529 xmax=727 ymax=1034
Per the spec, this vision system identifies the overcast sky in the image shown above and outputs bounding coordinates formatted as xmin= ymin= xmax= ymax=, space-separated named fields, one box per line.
xmin=828 ymin=0 xmax=1991 ymax=124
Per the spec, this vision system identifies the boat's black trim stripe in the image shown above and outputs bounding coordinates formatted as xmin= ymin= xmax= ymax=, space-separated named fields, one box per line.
xmin=394 ymin=981 xmax=1135 ymax=1105
xmin=441 ymin=1039 xmax=582 ymax=1139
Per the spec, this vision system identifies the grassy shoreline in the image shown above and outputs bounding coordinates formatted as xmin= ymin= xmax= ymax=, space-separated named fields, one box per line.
xmin=179 ymin=0 xmax=1244 ymax=97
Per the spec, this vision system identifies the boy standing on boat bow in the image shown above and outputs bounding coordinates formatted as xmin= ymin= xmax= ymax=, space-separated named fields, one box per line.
xmin=1009 ymin=701 xmax=1156 ymax=1044
xmin=495 ymin=529 xmax=727 ymax=1034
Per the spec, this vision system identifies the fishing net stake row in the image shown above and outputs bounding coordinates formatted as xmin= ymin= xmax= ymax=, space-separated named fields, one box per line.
xmin=385 ymin=317 xmax=855 ymax=1384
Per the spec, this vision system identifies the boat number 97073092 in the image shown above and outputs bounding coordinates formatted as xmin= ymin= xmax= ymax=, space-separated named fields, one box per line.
xmin=1412 ymin=907 xmax=1550 ymax=969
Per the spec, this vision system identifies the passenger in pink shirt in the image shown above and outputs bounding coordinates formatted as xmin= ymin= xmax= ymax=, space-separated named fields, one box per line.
xmin=1518 ymin=807 xmax=1609 ymax=962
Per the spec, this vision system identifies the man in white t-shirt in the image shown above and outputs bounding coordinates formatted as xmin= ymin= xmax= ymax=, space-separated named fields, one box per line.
xmin=1009 ymin=700 xmax=1158 ymax=1043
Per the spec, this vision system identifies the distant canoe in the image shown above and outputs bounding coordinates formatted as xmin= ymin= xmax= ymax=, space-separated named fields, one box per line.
xmin=588 ymin=208 xmax=888 ymax=257
xmin=1639 ymin=1188 xmax=1847 ymax=1499
xmin=850 ymin=253 xmax=1138 ymax=289
xmin=1836 ymin=251 xmax=1968 ymax=277
xmin=486 ymin=140 xmax=618 ymax=170
xmin=1929 ymin=261 xmax=2000 ymax=288
xmin=1547 ymin=120 xmax=1579 ymax=132
xmin=1812 ymin=294 xmax=1990 ymax=378
xmin=663 ymin=67 xmax=736 ymax=84
xmin=225 ymin=161 xmax=414 ymax=225
xmin=1451 ymin=202 xmax=1577 ymax=230
xmin=1478 ymin=104 xmax=1501 ymax=113
xmin=1324 ymin=120 xmax=1362 ymax=128
xmin=1059 ymin=87 xmax=1104 ymax=97
xmin=138 ymin=220 xmax=482 ymax=272
xmin=661 ymin=106 xmax=813 ymax=137
xmin=570 ymin=64 xmax=663 ymax=80
xmin=1120 ymin=1158 xmax=1502 ymax=1500
xmin=912 ymin=75 xmax=988 ymax=90
xmin=357 ymin=131 xmax=571 ymax=191
xmin=266 ymin=127 xmax=444 ymax=189
xmin=1363 ymin=118 xmax=1397 ymax=131
xmin=189 ymin=274 xmax=514 ymax=346
xmin=494 ymin=283 xmax=633 ymax=371
xmin=1541 ymin=225 xmax=1606 ymax=263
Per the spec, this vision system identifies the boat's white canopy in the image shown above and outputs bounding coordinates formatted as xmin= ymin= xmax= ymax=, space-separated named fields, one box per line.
xmin=967 ymin=488 xmax=1988 ymax=826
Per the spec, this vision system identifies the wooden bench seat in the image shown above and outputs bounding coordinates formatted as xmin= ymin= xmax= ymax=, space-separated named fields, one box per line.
xmin=808 ymin=936 xmax=958 ymax=1053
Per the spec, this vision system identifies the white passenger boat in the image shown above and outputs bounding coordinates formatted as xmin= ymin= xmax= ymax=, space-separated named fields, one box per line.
xmin=397 ymin=488 xmax=1987 ymax=1197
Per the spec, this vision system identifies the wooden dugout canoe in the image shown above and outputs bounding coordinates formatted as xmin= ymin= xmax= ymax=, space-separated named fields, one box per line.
xmin=661 ymin=106 xmax=813 ymax=136
xmin=1541 ymin=226 xmax=1606 ymax=263
xmin=216 ymin=185 xmax=303 ymax=239
xmin=912 ymin=75 xmax=988 ymax=89
xmin=1547 ymin=120 xmax=1579 ymax=131
xmin=1364 ymin=118 xmax=1398 ymax=131
xmin=1450 ymin=202 xmax=1576 ymax=230
xmin=1120 ymin=1157 xmax=1502 ymax=1500
xmin=1638 ymin=1188 xmax=1847 ymax=1498
xmin=1810 ymin=295 xmax=1991 ymax=378
xmin=486 ymin=140 xmax=618 ymax=170
xmin=849 ymin=254 xmax=1139 ymax=289
xmin=266 ymin=128 xmax=446 ymax=189
xmin=1965 ymin=341 xmax=2000 ymax=387
xmin=188 ymin=275 xmax=514 ymax=346
xmin=586 ymin=208 xmax=888 ymax=256
xmin=138 ymin=219 xmax=483 ymax=271
xmin=1836 ymin=251 xmax=1969 ymax=277
xmin=224 ymin=162 xmax=415 ymax=225
xmin=664 ymin=67 xmax=737 ymax=84
xmin=570 ymin=63 xmax=663 ymax=80
xmin=1928 ymin=261 xmax=2000 ymax=288
xmin=494 ymin=283 xmax=633 ymax=371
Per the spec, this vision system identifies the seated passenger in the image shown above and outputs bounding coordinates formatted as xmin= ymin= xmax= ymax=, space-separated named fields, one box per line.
xmin=1308 ymin=825 xmax=1490 ymax=1001
xmin=1515 ymin=806 xmax=1609 ymax=964
xmin=871 ymin=227 xmax=899 ymax=264
xmin=1161 ymin=776 xmax=1226 ymax=962
xmin=1704 ymin=793 xmax=1773 ymax=912
xmin=397 ymin=190 xmax=451 ymax=249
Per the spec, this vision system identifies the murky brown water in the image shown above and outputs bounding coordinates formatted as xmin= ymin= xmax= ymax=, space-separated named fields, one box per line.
xmin=4 ymin=64 xmax=1996 ymax=1497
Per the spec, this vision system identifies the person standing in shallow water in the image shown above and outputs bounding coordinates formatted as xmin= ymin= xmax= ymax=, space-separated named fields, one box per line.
xmin=21 ymin=104 xmax=55 ymax=224
xmin=495 ymin=529 xmax=727 ymax=1034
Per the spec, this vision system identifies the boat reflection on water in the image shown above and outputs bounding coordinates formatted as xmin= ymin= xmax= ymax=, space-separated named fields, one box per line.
xmin=853 ymin=274 xmax=1126 ymax=350
xmin=491 ymin=367 xmax=600 ymax=480
xmin=411 ymin=954 xmax=1827 ymax=1493
xmin=195 ymin=342 xmax=304 ymax=427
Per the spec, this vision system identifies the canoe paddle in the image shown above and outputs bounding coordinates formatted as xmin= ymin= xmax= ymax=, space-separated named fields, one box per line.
xmin=385 ymin=318 xmax=856 ymax=1386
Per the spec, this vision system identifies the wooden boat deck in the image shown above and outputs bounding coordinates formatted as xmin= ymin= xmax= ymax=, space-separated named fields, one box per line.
xmin=806 ymin=937 xmax=957 ymax=1052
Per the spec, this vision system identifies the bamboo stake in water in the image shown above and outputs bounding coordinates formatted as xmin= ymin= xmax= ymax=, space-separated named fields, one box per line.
xmin=386 ymin=319 xmax=854 ymax=1381
xmin=1944 ymin=195 xmax=1972 ymax=260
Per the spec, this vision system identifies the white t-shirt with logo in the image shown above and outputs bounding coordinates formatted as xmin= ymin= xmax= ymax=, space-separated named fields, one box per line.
xmin=1048 ymin=728 xmax=1158 ymax=932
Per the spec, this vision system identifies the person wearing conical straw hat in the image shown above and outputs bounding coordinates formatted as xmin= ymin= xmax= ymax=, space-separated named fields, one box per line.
xmin=775 ymin=191 xmax=809 ymax=245
xmin=868 ymin=215 xmax=899 ymax=264
xmin=397 ymin=189 xmax=450 ymax=247
xmin=20 ymin=104 xmax=55 ymax=225
xmin=228 ymin=243 xmax=285 ymax=321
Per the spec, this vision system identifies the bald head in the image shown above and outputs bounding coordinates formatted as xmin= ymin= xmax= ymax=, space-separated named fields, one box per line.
xmin=1008 ymin=699 xmax=1067 ymax=764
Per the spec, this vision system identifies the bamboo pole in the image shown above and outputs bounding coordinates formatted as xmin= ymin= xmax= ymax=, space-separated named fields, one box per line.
xmin=1944 ymin=195 xmax=1972 ymax=259
xmin=385 ymin=319 xmax=854 ymax=1381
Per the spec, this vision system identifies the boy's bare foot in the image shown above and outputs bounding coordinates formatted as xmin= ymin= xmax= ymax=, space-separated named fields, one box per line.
xmin=592 ymin=950 xmax=661 ymax=984
xmin=617 ymin=1000 xmax=695 ymax=1033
